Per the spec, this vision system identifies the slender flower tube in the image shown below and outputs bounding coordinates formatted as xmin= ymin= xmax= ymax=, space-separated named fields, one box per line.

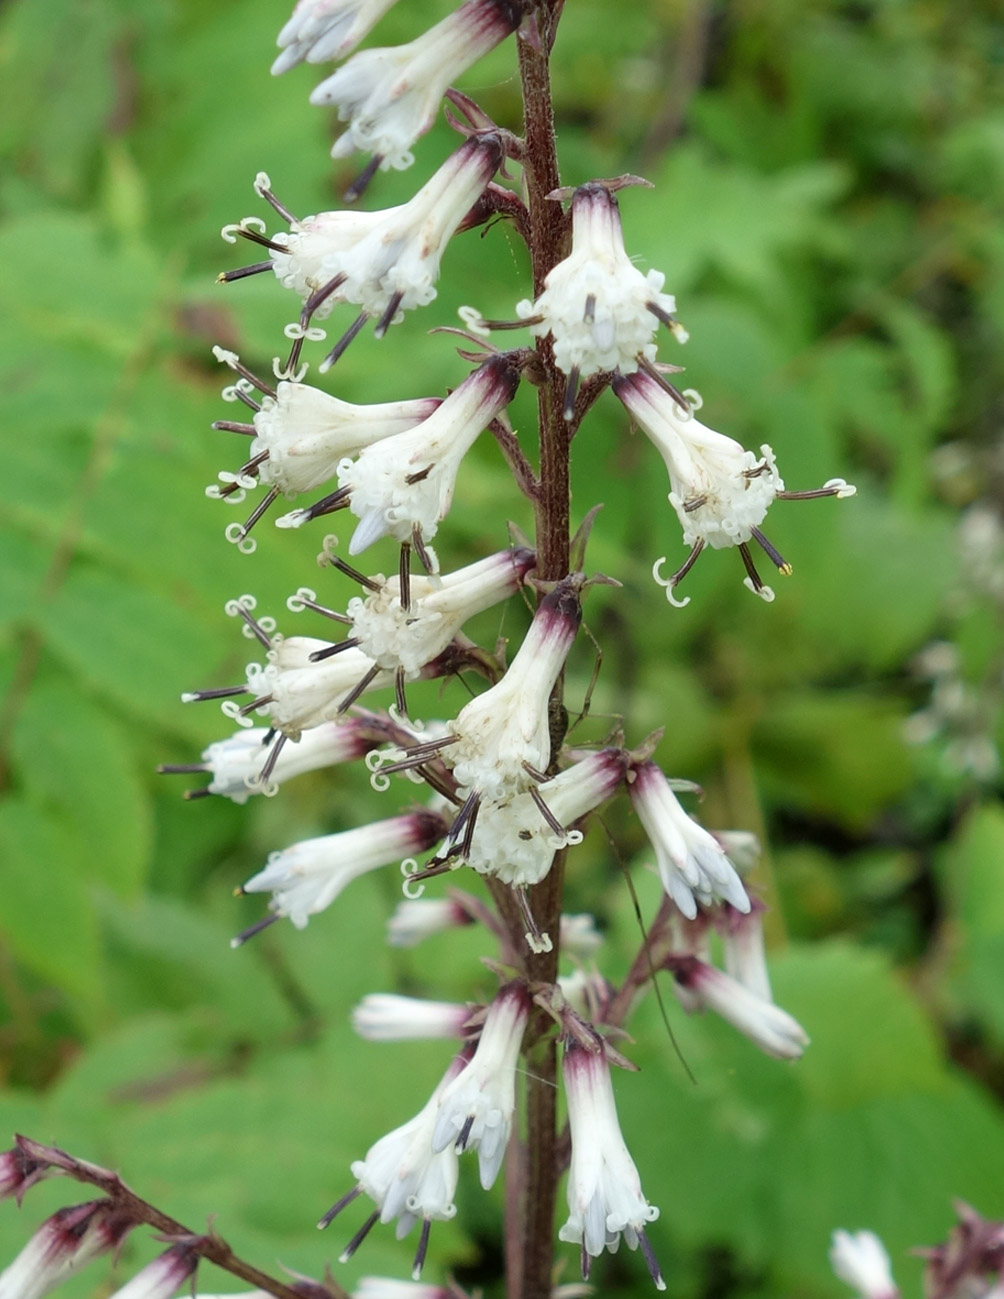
xmin=385 ymin=897 xmax=472 ymax=947
xmin=242 ymin=637 xmax=393 ymax=738
xmin=559 ymin=1041 xmax=664 ymax=1289
xmin=629 ymin=761 xmax=750 ymax=919
xmin=105 ymin=1246 xmax=199 ymax=1299
xmin=614 ymin=370 xmax=856 ymax=604
xmin=0 ymin=1201 xmax=134 ymax=1299
xmin=351 ymin=994 xmax=471 ymax=1041
xmin=431 ymin=981 xmax=531 ymax=1189
xmin=222 ymin=368 xmax=443 ymax=500
xmin=241 ymin=807 xmax=448 ymax=929
xmin=338 ymin=1053 xmax=469 ymax=1275
xmin=516 ymin=183 xmax=683 ymax=399
xmin=265 ymin=134 xmax=503 ymax=332
xmin=721 ymin=902 xmax=773 ymax=1003
xmin=164 ymin=720 xmax=378 ymax=803
xmin=272 ymin=0 xmax=402 ymax=73
xmin=349 ymin=547 xmax=536 ymax=673
xmin=321 ymin=353 xmax=521 ymax=557
xmin=667 ymin=955 xmax=809 ymax=1060
xmin=445 ymin=576 xmax=582 ymax=803
xmin=450 ymin=747 xmax=628 ymax=885
xmin=309 ymin=0 xmax=524 ymax=169
xmin=829 ymin=1231 xmax=899 ymax=1299
xmin=354 ymin=1280 xmax=452 ymax=1299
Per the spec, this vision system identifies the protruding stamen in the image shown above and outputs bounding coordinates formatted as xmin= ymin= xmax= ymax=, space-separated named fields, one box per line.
xmin=404 ymin=465 xmax=433 ymax=486
xmin=217 ymin=260 xmax=273 ymax=283
xmin=563 ymin=366 xmax=581 ymax=422
xmin=528 ymin=785 xmax=565 ymax=836
xmin=318 ymin=1185 xmax=360 ymax=1230
xmin=216 ymin=353 xmax=277 ymax=399
xmin=319 ymin=312 xmax=369 ymax=372
xmin=183 ymin=787 xmax=213 ymax=801
xmin=324 ymin=553 xmax=381 ymax=591
xmin=750 ymin=526 xmax=792 ymax=575
xmin=232 ymin=388 xmax=261 ymax=413
xmin=258 ymin=733 xmax=287 ymax=784
xmin=638 ymin=1228 xmax=666 ymax=1291
xmin=395 ymin=665 xmax=408 ymax=719
xmin=412 ymin=526 xmax=436 ymax=574
xmin=669 ymin=540 xmax=704 ymax=589
xmin=157 ymin=763 xmax=208 ymax=775
xmin=303 ymin=272 xmax=348 ymax=323
xmin=344 ymin=154 xmax=383 ymax=204
xmin=337 ymin=664 xmax=382 ymax=713
xmin=399 ymin=541 xmax=411 ymax=612
xmin=307 ymin=637 xmax=362 ymax=662
xmin=255 ymin=179 xmax=298 ymax=225
xmin=233 ymin=227 xmax=287 ymax=253
xmin=300 ymin=485 xmax=353 ymax=523
xmin=521 ymin=760 xmax=549 ymax=784
xmin=514 ymin=885 xmax=544 ymax=950
xmin=411 ymin=1219 xmax=431 ymax=1281
xmin=181 ymin=685 xmax=249 ymax=703
xmin=231 ymin=601 xmax=274 ymax=649
xmin=212 ymin=420 xmax=257 ymax=435
xmin=637 ymin=353 xmax=691 ymax=414
xmin=339 ymin=1210 xmax=380 ymax=1263
xmin=239 ymin=693 xmax=274 ymax=716
xmin=455 ymin=1114 xmax=476 ymax=1152
xmin=581 ymin=1244 xmax=592 ymax=1281
xmin=373 ymin=290 xmax=404 ymax=340
xmin=583 ymin=293 xmax=596 ymax=324
xmin=295 ymin=597 xmax=353 ymax=625
xmin=378 ymin=735 xmax=460 ymax=774
xmin=230 ymin=913 xmax=280 ymax=947
xmin=738 ymin=541 xmax=765 ymax=592
xmin=682 ymin=495 xmax=708 ymax=513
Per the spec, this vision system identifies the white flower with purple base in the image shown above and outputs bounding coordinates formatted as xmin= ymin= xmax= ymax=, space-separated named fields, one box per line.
xmin=272 ymin=0 xmax=401 ymax=73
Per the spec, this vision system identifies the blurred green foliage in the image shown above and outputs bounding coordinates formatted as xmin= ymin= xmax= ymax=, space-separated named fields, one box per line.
xmin=1 ymin=1 xmax=1004 ymax=1297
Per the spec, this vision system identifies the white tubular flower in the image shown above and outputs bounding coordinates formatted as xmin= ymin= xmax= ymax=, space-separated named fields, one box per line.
xmin=105 ymin=1246 xmax=198 ymax=1299
xmin=721 ymin=904 xmax=773 ymax=1003
xmin=0 ymin=1201 xmax=134 ymax=1299
xmin=668 ymin=956 xmax=809 ymax=1060
xmin=386 ymin=897 xmax=471 ymax=947
xmin=348 ymin=1054 xmax=466 ymax=1259
xmin=241 ymin=808 xmax=447 ymax=929
xmin=614 ymin=369 xmax=856 ymax=605
xmin=455 ymin=748 xmax=627 ymax=885
xmin=629 ymin=761 xmax=750 ymax=919
xmin=309 ymin=0 xmax=523 ymax=169
xmin=241 ymin=637 xmax=391 ymax=738
xmin=252 ymin=383 xmax=442 ymax=498
xmin=350 ymin=546 xmax=536 ymax=673
xmin=830 ymin=1231 xmax=899 ymax=1299
xmin=446 ymin=576 xmax=581 ymax=803
xmin=354 ymin=1280 xmax=451 ymax=1299
xmin=176 ymin=720 xmax=376 ymax=802
xmin=431 ymin=981 xmax=531 ymax=1189
xmin=335 ymin=353 xmax=521 ymax=556
xmin=352 ymin=994 xmax=471 ymax=1041
xmin=558 ymin=968 xmax=613 ymax=1022
xmin=272 ymin=0 xmax=401 ymax=73
xmin=516 ymin=183 xmax=683 ymax=400
xmin=559 ymin=1041 xmax=664 ymax=1289
xmin=268 ymin=134 xmax=503 ymax=331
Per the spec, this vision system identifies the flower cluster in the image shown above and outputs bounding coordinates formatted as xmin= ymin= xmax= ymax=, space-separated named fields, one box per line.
xmin=0 ymin=1 xmax=870 ymax=1297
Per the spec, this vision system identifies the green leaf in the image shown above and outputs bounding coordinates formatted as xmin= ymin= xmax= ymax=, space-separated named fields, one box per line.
xmin=0 ymin=800 xmax=104 ymax=1021
xmin=10 ymin=675 xmax=152 ymax=900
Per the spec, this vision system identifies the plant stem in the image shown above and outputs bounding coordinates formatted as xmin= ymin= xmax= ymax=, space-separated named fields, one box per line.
xmin=514 ymin=11 xmax=569 ymax=1298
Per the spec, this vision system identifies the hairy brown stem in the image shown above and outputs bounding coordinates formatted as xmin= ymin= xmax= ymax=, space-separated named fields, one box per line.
xmin=513 ymin=10 xmax=569 ymax=1298
xmin=11 ymin=1137 xmax=346 ymax=1299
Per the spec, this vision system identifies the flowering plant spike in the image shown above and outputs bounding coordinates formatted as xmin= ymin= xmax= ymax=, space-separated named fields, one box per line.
xmin=2 ymin=3 xmax=879 ymax=1299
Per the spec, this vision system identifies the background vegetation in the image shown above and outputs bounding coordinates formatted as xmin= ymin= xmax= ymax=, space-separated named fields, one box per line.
xmin=2 ymin=0 xmax=1004 ymax=1296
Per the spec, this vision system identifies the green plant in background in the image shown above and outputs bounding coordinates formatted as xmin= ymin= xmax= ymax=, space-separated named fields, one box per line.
xmin=1 ymin=2 xmax=1003 ymax=1299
